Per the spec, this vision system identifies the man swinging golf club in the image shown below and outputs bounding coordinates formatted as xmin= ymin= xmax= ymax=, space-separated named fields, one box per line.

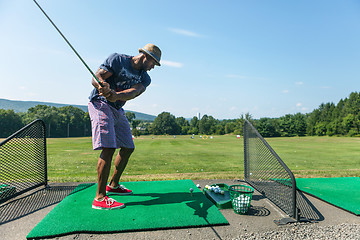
xmin=88 ymin=44 xmax=161 ymax=209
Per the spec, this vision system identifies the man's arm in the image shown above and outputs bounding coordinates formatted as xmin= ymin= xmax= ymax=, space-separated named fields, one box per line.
xmin=106 ymin=83 xmax=146 ymax=102
xmin=92 ymin=68 xmax=113 ymax=98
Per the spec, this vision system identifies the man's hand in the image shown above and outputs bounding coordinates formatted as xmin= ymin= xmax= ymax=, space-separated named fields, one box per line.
xmin=105 ymin=90 xmax=119 ymax=102
xmin=98 ymin=81 xmax=112 ymax=98
xmin=92 ymin=68 xmax=113 ymax=98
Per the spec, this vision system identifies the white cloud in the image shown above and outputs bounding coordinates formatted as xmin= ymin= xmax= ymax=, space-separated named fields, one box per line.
xmin=295 ymin=103 xmax=309 ymax=112
xmin=161 ymin=60 xmax=183 ymax=68
xmin=229 ymin=106 xmax=237 ymax=111
xmin=301 ymin=107 xmax=309 ymax=111
xmin=295 ymin=81 xmax=304 ymax=85
xmin=168 ymin=28 xmax=204 ymax=37
xmin=282 ymin=89 xmax=289 ymax=93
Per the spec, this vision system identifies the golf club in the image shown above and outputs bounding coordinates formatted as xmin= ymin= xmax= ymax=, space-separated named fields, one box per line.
xmin=33 ymin=0 xmax=103 ymax=87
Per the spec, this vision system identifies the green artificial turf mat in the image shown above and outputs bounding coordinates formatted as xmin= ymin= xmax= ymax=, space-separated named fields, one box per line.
xmin=296 ymin=177 xmax=360 ymax=215
xmin=27 ymin=180 xmax=228 ymax=239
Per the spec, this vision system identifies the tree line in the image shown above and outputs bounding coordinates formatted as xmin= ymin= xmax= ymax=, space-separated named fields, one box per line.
xmin=1 ymin=92 xmax=359 ymax=138
xmin=0 ymin=105 xmax=91 ymax=138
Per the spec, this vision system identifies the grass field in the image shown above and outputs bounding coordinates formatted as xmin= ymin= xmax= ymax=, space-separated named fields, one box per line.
xmin=45 ymin=135 xmax=360 ymax=183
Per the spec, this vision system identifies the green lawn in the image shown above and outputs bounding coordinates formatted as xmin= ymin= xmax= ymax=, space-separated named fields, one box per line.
xmin=46 ymin=135 xmax=360 ymax=182
xmin=266 ymin=136 xmax=360 ymax=178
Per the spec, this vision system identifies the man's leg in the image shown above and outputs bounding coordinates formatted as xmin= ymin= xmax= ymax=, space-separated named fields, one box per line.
xmin=109 ymin=147 xmax=134 ymax=187
xmin=96 ymin=148 xmax=115 ymax=200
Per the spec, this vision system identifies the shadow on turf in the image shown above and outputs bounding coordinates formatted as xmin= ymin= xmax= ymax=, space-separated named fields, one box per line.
xmin=186 ymin=194 xmax=224 ymax=240
xmin=121 ymin=192 xmax=226 ymax=239
xmin=124 ymin=192 xmax=210 ymax=206
xmin=0 ymin=185 xmax=77 ymax=225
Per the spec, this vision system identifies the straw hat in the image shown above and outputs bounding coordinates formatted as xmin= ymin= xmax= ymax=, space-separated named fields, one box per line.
xmin=139 ymin=43 xmax=161 ymax=66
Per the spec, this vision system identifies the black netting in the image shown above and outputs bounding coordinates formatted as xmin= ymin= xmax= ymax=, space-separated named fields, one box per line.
xmin=0 ymin=120 xmax=47 ymax=203
xmin=243 ymin=120 xmax=297 ymax=218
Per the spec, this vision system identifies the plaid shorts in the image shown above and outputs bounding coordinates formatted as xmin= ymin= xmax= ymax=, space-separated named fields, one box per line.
xmin=88 ymin=100 xmax=135 ymax=150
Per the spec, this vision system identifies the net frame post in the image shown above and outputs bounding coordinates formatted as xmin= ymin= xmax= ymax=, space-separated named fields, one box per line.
xmin=41 ymin=120 xmax=48 ymax=188
xmin=243 ymin=119 xmax=299 ymax=222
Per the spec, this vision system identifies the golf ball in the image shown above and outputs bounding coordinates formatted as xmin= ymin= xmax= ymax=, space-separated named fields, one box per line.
xmin=205 ymin=185 xmax=209 ymax=189
xmin=221 ymin=190 xmax=225 ymax=195
xmin=189 ymin=188 xmax=194 ymax=192
xmin=196 ymin=184 xmax=200 ymax=188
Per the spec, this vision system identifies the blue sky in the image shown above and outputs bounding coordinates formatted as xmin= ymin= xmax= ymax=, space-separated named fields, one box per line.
xmin=0 ymin=0 xmax=359 ymax=119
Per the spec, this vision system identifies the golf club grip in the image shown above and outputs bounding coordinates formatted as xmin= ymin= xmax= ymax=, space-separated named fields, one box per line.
xmin=95 ymin=77 xmax=104 ymax=87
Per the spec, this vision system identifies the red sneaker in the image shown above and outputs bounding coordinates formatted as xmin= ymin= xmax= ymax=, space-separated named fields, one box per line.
xmin=106 ymin=184 xmax=133 ymax=195
xmin=92 ymin=196 xmax=125 ymax=210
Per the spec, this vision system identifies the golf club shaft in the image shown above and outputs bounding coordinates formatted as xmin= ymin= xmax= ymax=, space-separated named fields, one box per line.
xmin=33 ymin=0 xmax=103 ymax=87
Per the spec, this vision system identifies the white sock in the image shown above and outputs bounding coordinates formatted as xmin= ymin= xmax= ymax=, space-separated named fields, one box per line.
xmin=95 ymin=197 xmax=105 ymax=202
xmin=108 ymin=184 xmax=118 ymax=189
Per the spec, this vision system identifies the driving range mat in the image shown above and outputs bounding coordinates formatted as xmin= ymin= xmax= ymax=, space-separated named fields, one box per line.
xmin=27 ymin=180 xmax=228 ymax=239
xmin=296 ymin=177 xmax=360 ymax=215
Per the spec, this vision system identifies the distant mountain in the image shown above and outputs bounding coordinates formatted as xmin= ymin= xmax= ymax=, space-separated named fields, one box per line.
xmin=0 ymin=98 xmax=156 ymax=121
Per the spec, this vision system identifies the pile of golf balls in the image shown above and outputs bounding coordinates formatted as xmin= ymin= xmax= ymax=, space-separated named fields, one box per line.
xmin=232 ymin=195 xmax=250 ymax=213
xmin=204 ymin=185 xmax=225 ymax=195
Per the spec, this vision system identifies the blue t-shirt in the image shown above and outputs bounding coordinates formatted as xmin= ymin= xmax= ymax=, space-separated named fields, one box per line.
xmin=89 ymin=53 xmax=151 ymax=109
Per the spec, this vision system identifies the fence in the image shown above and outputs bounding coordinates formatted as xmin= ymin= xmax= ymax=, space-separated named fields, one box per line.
xmin=243 ymin=119 xmax=299 ymax=220
xmin=0 ymin=119 xmax=47 ymax=204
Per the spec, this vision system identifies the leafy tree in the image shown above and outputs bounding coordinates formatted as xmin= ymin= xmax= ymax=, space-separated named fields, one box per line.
xmin=305 ymin=92 xmax=360 ymax=136
xmin=23 ymin=105 xmax=90 ymax=137
xmin=24 ymin=105 xmax=58 ymax=125
xmin=125 ymin=112 xmax=136 ymax=123
xmin=235 ymin=113 xmax=253 ymax=135
xmin=59 ymin=106 xmax=87 ymax=137
xmin=84 ymin=112 xmax=91 ymax=137
xmin=256 ymin=117 xmax=280 ymax=137
xmin=24 ymin=105 xmax=60 ymax=137
xmin=342 ymin=114 xmax=355 ymax=134
xmin=150 ymin=112 xmax=180 ymax=135
xmin=292 ymin=113 xmax=307 ymax=136
xmin=214 ymin=123 xmax=225 ymax=135
xmin=0 ymin=109 xmax=24 ymax=138
xmin=224 ymin=121 xmax=237 ymax=134
xmin=132 ymin=128 xmax=141 ymax=137
xmin=132 ymin=120 xmax=141 ymax=129
xmin=306 ymin=109 xmax=320 ymax=136
xmin=188 ymin=117 xmax=199 ymax=135
xmin=175 ymin=117 xmax=190 ymax=135
xmin=315 ymin=122 xmax=327 ymax=136
xmin=199 ymin=115 xmax=218 ymax=134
